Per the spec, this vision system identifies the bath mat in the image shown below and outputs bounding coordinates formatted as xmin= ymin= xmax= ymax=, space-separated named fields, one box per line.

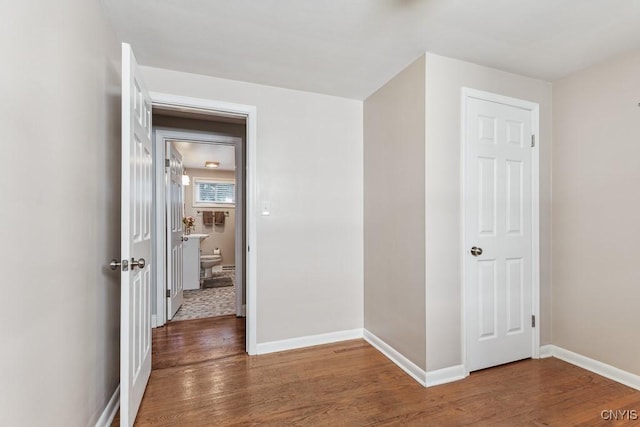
xmin=202 ymin=276 xmax=233 ymax=288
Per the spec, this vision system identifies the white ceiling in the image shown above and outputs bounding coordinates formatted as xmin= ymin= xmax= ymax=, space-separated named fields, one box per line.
xmin=172 ymin=141 xmax=235 ymax=171
xmin=103 ymin=0 xmax=640 ymax=100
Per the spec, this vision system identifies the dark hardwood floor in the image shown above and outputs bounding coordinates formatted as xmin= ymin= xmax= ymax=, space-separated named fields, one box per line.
xmin=115 ymin=318 xmax=640 ymax=426
xmin=151 ymin=315 xmax=246 ymax=370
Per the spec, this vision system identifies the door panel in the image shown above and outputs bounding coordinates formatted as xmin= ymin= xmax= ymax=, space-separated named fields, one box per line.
xmin=465 ymin=94 xmax=534 ymax=372
xmin=477 ymin=156 xmax=497 ymax=235
xmin=506 ymin=258 xmax=524 ymax=334
xmin=477 ymin=260 xmax=497 ymax=340
xmin=167 ymin=142 xmax=184 ymax=319
xmin=121 ymin=43 xmax=152 ymax=427
xmin=506 ymin=160 xmax=524 ymax=235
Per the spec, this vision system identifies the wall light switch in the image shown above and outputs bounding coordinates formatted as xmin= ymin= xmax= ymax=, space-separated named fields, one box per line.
xmin=261 ymin=201 xmax=271 ymax=216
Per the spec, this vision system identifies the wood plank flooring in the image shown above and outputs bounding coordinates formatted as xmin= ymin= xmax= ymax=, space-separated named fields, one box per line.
xmin=151 ymin=315 xmax=245 ymax=370
xmin=116 ymin=318 xmax=640 ymax=426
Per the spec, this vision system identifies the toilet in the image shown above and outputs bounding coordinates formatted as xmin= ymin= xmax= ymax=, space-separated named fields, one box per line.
xmin=200 ymin=253 xmax=222 ymax=279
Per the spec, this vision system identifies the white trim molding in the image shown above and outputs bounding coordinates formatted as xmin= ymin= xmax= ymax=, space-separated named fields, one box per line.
xmin=363 ymin=329 xmax=427 ymax=387
xmin=541 ymin=345 xmax=640 ymax=391
xmin=94 ymin=385 xmax=120 ymax=427
xmin=538 ymin=344 xmax=554 ymax=358
xmin=149 ymin=91 xmax=258 ymax=355
xmin=256 ymin=329 xmax=363 ymax=355
xmin=425 ymin=365 xmax=468 ymax=387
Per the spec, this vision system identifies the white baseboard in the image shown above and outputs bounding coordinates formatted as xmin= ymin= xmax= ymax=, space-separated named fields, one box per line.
xmin=238 ymin=304 xmax=246 ymax=317
xmin=541 ymin=345 xmax=640 ymax=391
xmin=95 ymin=385 xmax=120 ymax=427
xmin=539 ymin=344 xmax=554 ymax=358
xmin=256 ymin=328 xmax=363 ymax=355
xmin=363 ymin=329 xmax=427 ymax=387
xmin=151 ymin=314 xmax=157 ymax=328
xmin=426 ymin=365 xmax=468 ymax=387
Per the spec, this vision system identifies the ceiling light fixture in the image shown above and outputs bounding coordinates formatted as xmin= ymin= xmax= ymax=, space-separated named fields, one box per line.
xmin=205 ymin=161 xmax=220 ymax=168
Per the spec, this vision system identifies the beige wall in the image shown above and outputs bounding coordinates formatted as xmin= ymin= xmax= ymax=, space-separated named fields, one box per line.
xmin=141 ymin=66 xmax=364 ymax=343
xmin=0 ymin=1 xmax=121 ymax=425
xmin=184 ymin=169 xmax=237 ymax=266
xmin=364 ymin=56 xmax=427 ymax=369
xmin=424 ymin=53 xmax=553 ymax=371
xmin=363 ymin=53 xmax=552 ymax=373
xmin=552 ymin=50 xmax=640 ymax=376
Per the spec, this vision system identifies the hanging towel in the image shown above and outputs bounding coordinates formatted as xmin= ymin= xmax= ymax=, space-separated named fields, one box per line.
xmin=202 ymin=211 xmax=214 ymax=226
xmin=214 ymin=211 xmax=226 ymax=225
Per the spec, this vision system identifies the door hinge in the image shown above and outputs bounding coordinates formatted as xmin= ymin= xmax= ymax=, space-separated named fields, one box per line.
xmin=247 ymin=245 xmax=250 ymax=252
xmin=165 ymin=158 xmax=170 ymax=167
xmin=531 ymin=135 xmax=536 ymax=148
xmin=531 ymin=315 xmax=536 ymax=328
xmin=166 ymin=289 xmax=171 ymax=298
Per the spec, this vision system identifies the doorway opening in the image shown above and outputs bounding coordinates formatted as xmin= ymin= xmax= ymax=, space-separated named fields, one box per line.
xmin=148 ymin=94 xmax=257 ymax=355
xmin=173 ymin=139 xmax=241 ymax=322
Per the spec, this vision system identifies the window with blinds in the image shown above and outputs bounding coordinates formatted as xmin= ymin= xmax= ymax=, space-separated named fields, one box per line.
xmin=193 ymin=178 xmax=235 ymax=206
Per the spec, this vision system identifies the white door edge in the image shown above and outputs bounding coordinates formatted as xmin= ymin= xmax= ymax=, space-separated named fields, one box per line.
xmin=234 ymin=136 xmax=245 ymax=317
xmin=460 ymin=87 xmax=540 ymax=373
xmin=149 ymin=92 xmax=258 ymax=355
xmin=152 ymin=131 xmax=167 ymax=326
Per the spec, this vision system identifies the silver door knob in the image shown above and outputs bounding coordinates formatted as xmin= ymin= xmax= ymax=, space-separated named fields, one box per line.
xmin=470 ymin=246 xmax=483 ymax=256
xmin=109 ymin=259 xmax=129 ymax=271
xmin=131 ymin=257 xmax=146 ymax=269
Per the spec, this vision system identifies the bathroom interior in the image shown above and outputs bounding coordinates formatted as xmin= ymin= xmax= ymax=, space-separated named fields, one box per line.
xmin=174 ymin=140 xmax=237 ymax=321
xmin=153 ymin=111 xmax=246 ymax=323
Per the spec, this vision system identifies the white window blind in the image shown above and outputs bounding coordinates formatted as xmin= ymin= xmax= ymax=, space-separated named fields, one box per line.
xmin=193 ymin=179 xmax=235 ymax=206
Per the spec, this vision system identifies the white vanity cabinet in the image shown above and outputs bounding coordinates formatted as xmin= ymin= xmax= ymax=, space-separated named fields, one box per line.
xmin=182 ymin=234 xmax=208 ymax=290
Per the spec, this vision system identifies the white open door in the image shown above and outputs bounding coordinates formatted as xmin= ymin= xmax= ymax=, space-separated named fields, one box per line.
xmin=463 ymin=89 xmax=537 ymax=372
xmin=120 ymin=43 xmax=153 ymax=427
xmin=166 ymin=141 xmax=184 ymax=319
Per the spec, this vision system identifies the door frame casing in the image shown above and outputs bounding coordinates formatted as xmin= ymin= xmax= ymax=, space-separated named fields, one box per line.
xmin=150 ymin=92 xmax=258 ymax=355
xmin=460 ymin=87 xmax=540 ymax=375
